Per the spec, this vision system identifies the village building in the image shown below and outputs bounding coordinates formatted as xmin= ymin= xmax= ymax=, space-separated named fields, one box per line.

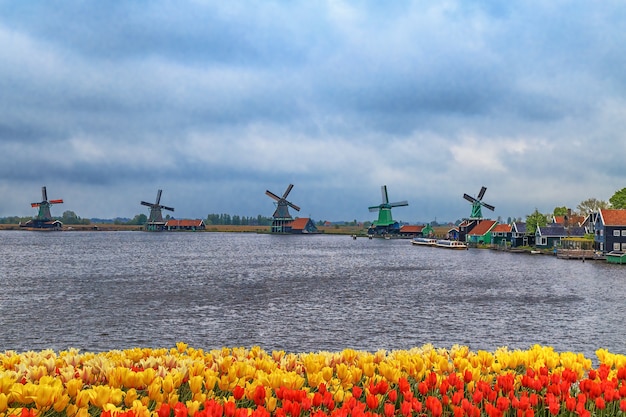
xmin=465 ymin=220 xmax=497 ymax=245
xmin=165 ymin=219 xmax=206 ymax=231
xmin=511 ymin=222 xmax=534 ymax=247
xmin=399 ymin=224 xmax=434 ymax=238
xmin=490 ymin=223 xmax=513 ymax=247
xmin=535 ymin=224 xmax=586 ymax=249
xmin=286 ymin=218 xmax=318 ymax=234
xmin=593 ymin=208 xmax=626 ymax=252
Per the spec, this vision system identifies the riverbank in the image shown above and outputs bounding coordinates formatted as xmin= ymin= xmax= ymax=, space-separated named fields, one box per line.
xmin=0 ymin=223 xmax=372 ymax=235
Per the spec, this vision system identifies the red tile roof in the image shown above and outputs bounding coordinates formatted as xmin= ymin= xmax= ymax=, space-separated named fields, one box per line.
xmin=491 ymin=223 xmax=512 ymax=233
xmin=600 ymin=209 xmax=626 ymax=226
xmin=554 ymin=215 xmax=585 ymax=225
xmin=400 ymin=225 xmax=424 ymax=233
xmin=290 ymin=218 xmax=311 ymax=230
xmin=166 ymin=219 xmax=204 ymax=227
xmin=467 ymin=220 xmax=497 ymax=236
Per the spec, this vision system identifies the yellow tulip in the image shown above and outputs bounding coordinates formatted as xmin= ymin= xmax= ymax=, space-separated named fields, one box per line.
xmin=34 ymin=383 xmax=56 ymax=408
xmin=77 ymin=407 xmax=93 ymax=417
xmin=0 ymin=393 xmax=8 ymax=412
xmin=362 ymin=362 xmax=375 ymax=378
xmin=333 ymin=388 xmax=345 ymax=403
xmin=321 ymin=366 xmax=333 ymax=382
xmin=306 ymin=371 xmax=323 ymax=389
xmin=189 ymin=375 xmax=203 ymax=395
xmin=53 ymin=394 xmax=71 ymax=412
xmin=75 ymin=390 xmax=91 ymax=408
xmin=162 ymin=375 xmax=174 ymax=394
xmin=124 ymin=388 xmax=139 ymax=407
xmin=266 ymin=396 xmax=277 ymax=412
xmin=9 ymin=383 xmax=31 ymax=404
xmin=89 ymin=386 xmax=111 ymax=408
xmin=187 ymin=400 xmax=201 ymax=416
xmin=65 ymin=403 xmax=78 ymax=416
xmin=130 ymin=399 xmax=151 ymax=417
xmin=204 ymin=372 xmax=217 ymax=391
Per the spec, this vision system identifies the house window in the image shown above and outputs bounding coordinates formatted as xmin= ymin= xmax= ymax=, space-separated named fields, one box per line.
xmin=540 ymin=237 xmax=547 ymax=245
xmin=622 ymin=230 xmax=626 ymax=236
xmin=614 ymin=243 xmax=621 ymax=251
xmin=614 ymin=230 xmax=620 ymax=237
xmin=622 ymin=243 xmax=626 ymax=251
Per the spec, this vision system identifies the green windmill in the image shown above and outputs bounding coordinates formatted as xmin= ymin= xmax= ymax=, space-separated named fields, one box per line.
xmin=21 ymin=186 xmax=64 ymax=229
xmin=367 ymin=185 xmax=408 ymax=235
xmin=463 ymin=186 xmax=495 ymax=219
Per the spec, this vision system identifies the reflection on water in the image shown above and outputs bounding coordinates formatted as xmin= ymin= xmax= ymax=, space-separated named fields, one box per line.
xmin=0 ymin=231 xmax=624 ymax=360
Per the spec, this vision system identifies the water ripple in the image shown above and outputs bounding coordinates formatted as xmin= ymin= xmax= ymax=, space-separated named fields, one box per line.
xmin=0 ymin=231 xmax=625 ymax=360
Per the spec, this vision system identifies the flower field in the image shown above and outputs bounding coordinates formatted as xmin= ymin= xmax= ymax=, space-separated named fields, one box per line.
xmin=1 ymin=343 xmax=625 ymax=417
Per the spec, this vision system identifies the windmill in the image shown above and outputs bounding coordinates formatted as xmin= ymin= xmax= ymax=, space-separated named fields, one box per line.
xmin=22 ymin=186 xmax=64 ymax=229
xmin=463 ymin=186 xmax=495 ymax=220
xmin=141 ymin=189 xmax=174 ymax=231
xmin=367 ymin=185 xmax=408 ymax=235
xmin=265 ymin=184 xmax=300 ymax=233
xmin=32 ymin=186 xmax=63 ymax=221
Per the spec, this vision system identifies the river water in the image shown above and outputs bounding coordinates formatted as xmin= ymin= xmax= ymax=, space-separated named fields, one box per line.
xmin=0 ymin=231 xmax=624 ymax=360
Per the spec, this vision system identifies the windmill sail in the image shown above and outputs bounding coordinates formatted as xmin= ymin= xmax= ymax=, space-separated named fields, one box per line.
xmin=464 ymin=186 xmax=495 ymax=219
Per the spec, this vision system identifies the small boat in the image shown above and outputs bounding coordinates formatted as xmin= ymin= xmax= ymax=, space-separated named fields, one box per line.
xmin=435 ymin=239 xmax=468 ymax=250
xmin=411 ymin=237 xmax=437 ymax=246
xmin=606 ymin=251 xmax=626 ymax=264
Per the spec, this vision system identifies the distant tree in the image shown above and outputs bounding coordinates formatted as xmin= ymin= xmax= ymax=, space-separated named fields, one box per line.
xmin=526 ymin=208 xmax=548 ymax=235
xmin=127 ymin=213 xmax=147 ymax=225
xmin=578 ymin=197 xmax=609 ymax=214
xmin=61 ymin=210 xmax=90 ymax=225
xmin=553 ymin=206 xmax=568 ymax=216
xmin=609 ymin=188 xmax=626 ymax=209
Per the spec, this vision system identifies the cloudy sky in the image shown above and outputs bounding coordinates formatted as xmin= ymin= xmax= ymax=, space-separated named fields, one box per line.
xmin=1 ymin=1 xmax=625 ymax=223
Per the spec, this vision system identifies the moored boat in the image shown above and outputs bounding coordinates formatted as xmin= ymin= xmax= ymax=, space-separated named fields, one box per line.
xmin=411 ymin=237 xmax=437 ymax=246
xmin=606 ymin=251 xmax=626 ymax=264
xmin=435 ymin=239 xmax=468 ymax=249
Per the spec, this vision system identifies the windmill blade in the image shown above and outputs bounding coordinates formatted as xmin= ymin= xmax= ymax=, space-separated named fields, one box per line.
xmin=161 ymin=205 xmax=175 ymax=212
xmin=463 ymin=193 xmax=478 ymax=204
xmin=42 ymin=186 xmax=48 ymax=201
xmin=287 ymin=201 xmax=301 ymax=211
xmin=155 ymin=189 xmax=162 ymax=205
xmin=265 ymin=190 xmax=282 ymax=202
xmin=49 ymin=199 xmax=64 ymax=204
xmin=381 ymin=186 xmax=389 ymax=204
xmin=482 ymin=202 xmax=495 ymax=211
xmin=477 ymin=186 xmax=487 ymax=200
xmin=368 ymin=206 xmax=381 ymax=212
xmin=282 ymin=184 xmax=294 ymax=198
xmin=390 ymin=200 xmax=408 ymax=207
xmin=31 ymin=203 xmax=41 ymax=208
xmin=141 ymin=201 xmax=154 ymax=207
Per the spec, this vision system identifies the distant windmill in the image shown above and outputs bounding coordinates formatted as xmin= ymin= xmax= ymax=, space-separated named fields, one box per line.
xmin=141 ymin=189 xmax=174 ymax=230
xmin=22 ymin=186 xmax=64 ymax=229
xmin=463 ymin=186 xmax=495 ymax=219
xmin=265 ymin=184 xmax=301 ymax=233
xmin=368 ymin=185 xmax=408 ymax=235
xmin=31 ymin=186 xmax=63 ymax=221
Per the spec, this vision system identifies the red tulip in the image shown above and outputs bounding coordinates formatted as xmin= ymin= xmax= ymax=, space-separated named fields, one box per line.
xmin=366 ymin=394 xmax=379 ymax=410
xmin=233 ymin=385 xmax=245 ymax=401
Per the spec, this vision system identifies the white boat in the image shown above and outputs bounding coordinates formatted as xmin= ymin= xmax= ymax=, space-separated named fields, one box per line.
xmin=435 ymin=239 xmax=468 ymax=250
xmin=411 ymin=237 xmax=437 ymax=246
